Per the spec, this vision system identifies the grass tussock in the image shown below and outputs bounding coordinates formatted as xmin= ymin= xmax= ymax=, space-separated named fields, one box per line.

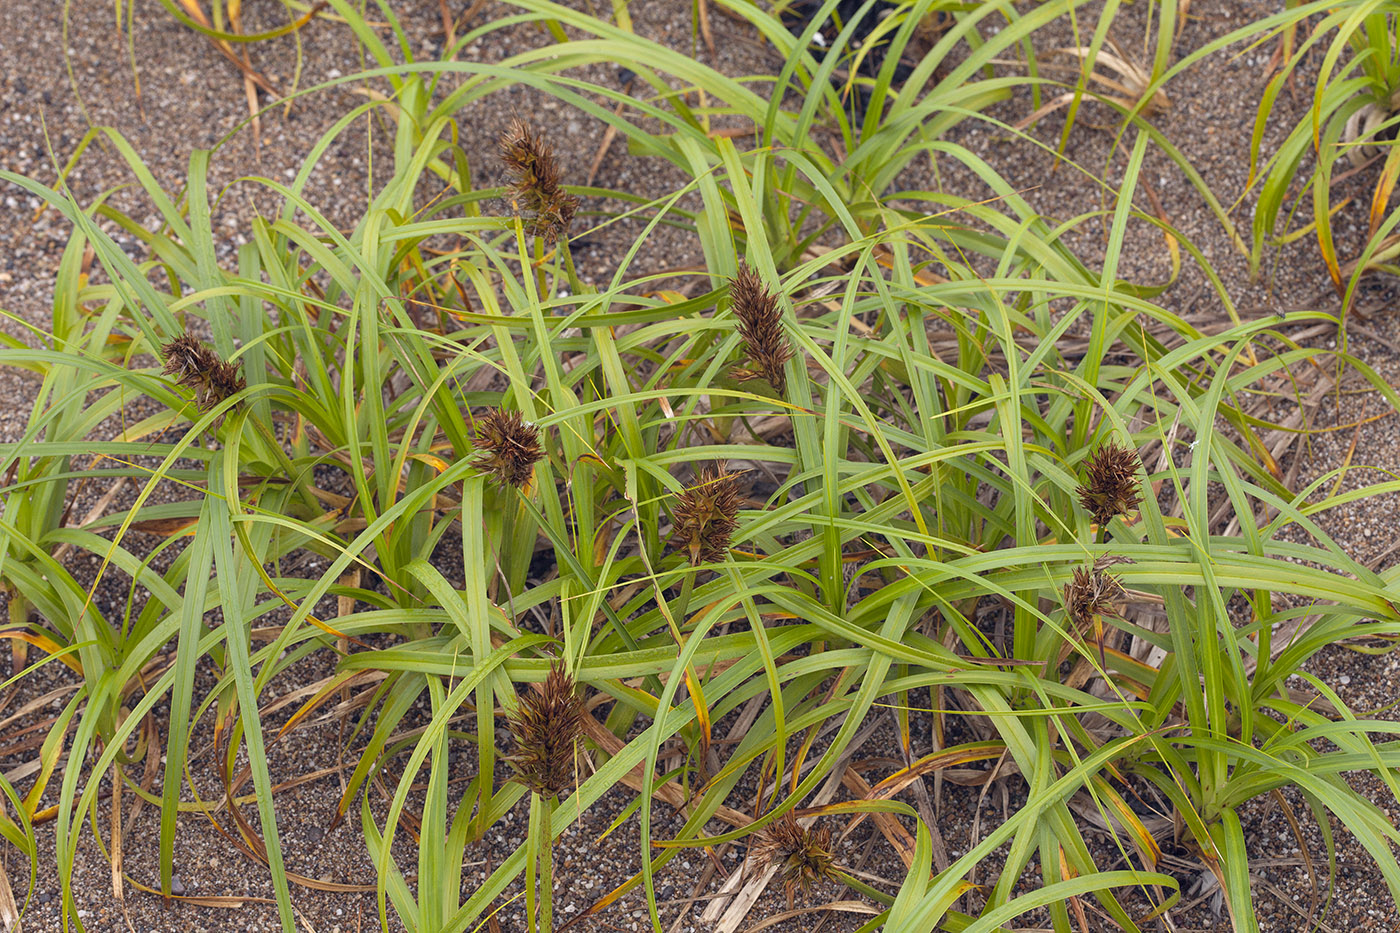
xmin=6 ymin=1 xmax=1400 ymax=931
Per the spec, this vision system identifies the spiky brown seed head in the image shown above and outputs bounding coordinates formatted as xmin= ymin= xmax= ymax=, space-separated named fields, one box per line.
xmin=471 ymin=408 xmax=543 ymax=489
xmin=1076 ymin=440 xmax=1143 ymax=526
xmin=498 ymin=120 xmax=578 ymax=245
xmin=672 ymin=466 xmax=743 ymax=565
xmin=1063 ymin=565 xmax=1125 ymax=631
xmin=752 ymin=814 xmax=838 ymax=906
xmin=1063 ymin=563 xmax=1125 ymax=665
xmin=730 ymin=262 xmax=792 ymax=396
xmin=205 ymin=359 xmax=246 ymax=409
xmin=160 ymin=334 xmax=245 ymax=412
xmin=160 ymin=333 xmax=214 ymax=379
xmin=505 ymin=661 xmax=587 ymax=799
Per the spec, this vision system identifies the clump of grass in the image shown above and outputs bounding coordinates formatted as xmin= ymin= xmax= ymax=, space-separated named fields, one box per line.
xmin=499 ymin=119 xmax=578 ymax=244
xmin=505 ymin=662 xmax=587 ymax=799
xmin=1076 ymin=440 xmax=1142 ymax=527
xmin=17 ymin=2 xmax=1400 ymax=931
xmin=472 ymin=408 xmax=544 ymax=490
xmin=730 ymin=262 xmax=793 ymax=396
xmin=752 ymin=813 xmax=839 ymax=907
xmin=672 ymin=466 xmax=743 ymax=565
xmin=160 ymin=333 xmax=245 ymax=412
xmin=1245 ymin=2 xmax=1400 ymax=299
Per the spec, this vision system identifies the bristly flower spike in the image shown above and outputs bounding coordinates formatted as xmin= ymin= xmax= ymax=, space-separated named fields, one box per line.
xmin=505 ymin=661 xmax=587 ymax=799
xmin=1076 ymin=439 xmax=1143 ymax=528
xmin=498 ymin=120 xmax=579 ymax=245
xmin=672 ymin=465 xmax=744 ymax=565
xmin=471 ymin=408 xmax=544 ymax=490
xmin=751 ymin=813 xmax=839 ymax=908
xmin=1062 ymin=563 xmax=1125 ymax=667
xmin=730 ymin=262 xmax=793 ymax=396
xmin=160 ymin=333 xmax=245 ymax=413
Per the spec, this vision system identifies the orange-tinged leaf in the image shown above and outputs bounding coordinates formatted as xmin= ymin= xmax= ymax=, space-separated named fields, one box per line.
xmin=850 ymin=742 xmax=1007 ymax=833
xmin=841 ymin=766 xmax=919 ymax=868
xmin=0 ymin=630 xmax=83 ymax=674
xmin=1110 ymin=795 xmax=1162 ymax=867
xmin=1255 ymin=446 xmax=1284 ymax=484
xmin=1089 ymin=778 xmax=1163 ymax=868
xmin=872 ymin=244 xmax=948 ymax=286
xmin=274 ymin=670 xmax=368 ymax=741
xmin=1058 ymin=845 xmax=1077 ymax=879
xmin=645 ymin=290 xmax=688 ymax=304
xmin=407 ymin=452 xmax=451 ymax=473
xmin=683 ymin=666 xmax=711 ymax=752
xmin=1370 ymin=146 xmax=1400 ymax=239
xmin=129 ymin=516 xmax=201 ymax=537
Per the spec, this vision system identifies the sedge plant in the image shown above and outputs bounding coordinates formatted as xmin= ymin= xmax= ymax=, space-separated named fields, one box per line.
xmin=5 ymin=2 xmax=1400 ymax=932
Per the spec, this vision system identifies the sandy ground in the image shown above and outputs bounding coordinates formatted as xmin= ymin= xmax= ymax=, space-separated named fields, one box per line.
xmin=2 ymin=0 xmax=1400 ymax=931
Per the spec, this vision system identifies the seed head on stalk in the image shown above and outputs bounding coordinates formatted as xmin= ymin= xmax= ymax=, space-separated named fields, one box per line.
xmin=751 ymin=813 xmax=839 ymax=908
xmin=160 ymin=333 xmax=245 ymax=413
xmin=730 ymin=262 xmax=793 ymax=396
xmin=499 ymin=120 xmax=579 ymax=245
xmin=672 ymin=465 xmax=744 ymax=565
xmin=471 ymin=408 xmax=544 ymax=490
xmin=1077 ymin=440 xmax=1143 ymax=527
xmin=505 ymin=661 xmax=587 ymax=799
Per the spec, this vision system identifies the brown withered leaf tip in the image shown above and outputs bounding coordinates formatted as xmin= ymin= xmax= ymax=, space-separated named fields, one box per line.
xmin=1063 ymin=564 xmax=1125 ymax=665
xmin=505 ymin=661 xmax=587 ymax=799
xmin=1077 ymin=440 xmax=1143 ymax=525
xmin=730 ymin=262 xmax=793 ymax=395
xmin=672 ymin=465 xmax=743 ymax=565
xmin=498 ymin=119 xmax=579 ymax=245
xmin=160 ymin=333 xmax=245 ymax=413
xmin=752 ymin=813 xmax=838 ymax=907
xmin=471 ymin=408 xmax=543 ymax=489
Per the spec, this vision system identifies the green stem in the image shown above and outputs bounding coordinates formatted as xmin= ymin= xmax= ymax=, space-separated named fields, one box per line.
xmin=248 ymin=412 xmax=320 ymax=514
xmin=534 ymin=235 xmax=547 ymax=299
xmin=540 ymin=796 xmax=554 ymax=933
xmin=525 ymin=791 xmax=555 ymax=933
xmin=525 ymin=792 xmax=539 ymax=933
xmin=562 ymin=238 xmax=584 ymax=296
xmin=672 ymin=569 xmax=697 ymax=637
